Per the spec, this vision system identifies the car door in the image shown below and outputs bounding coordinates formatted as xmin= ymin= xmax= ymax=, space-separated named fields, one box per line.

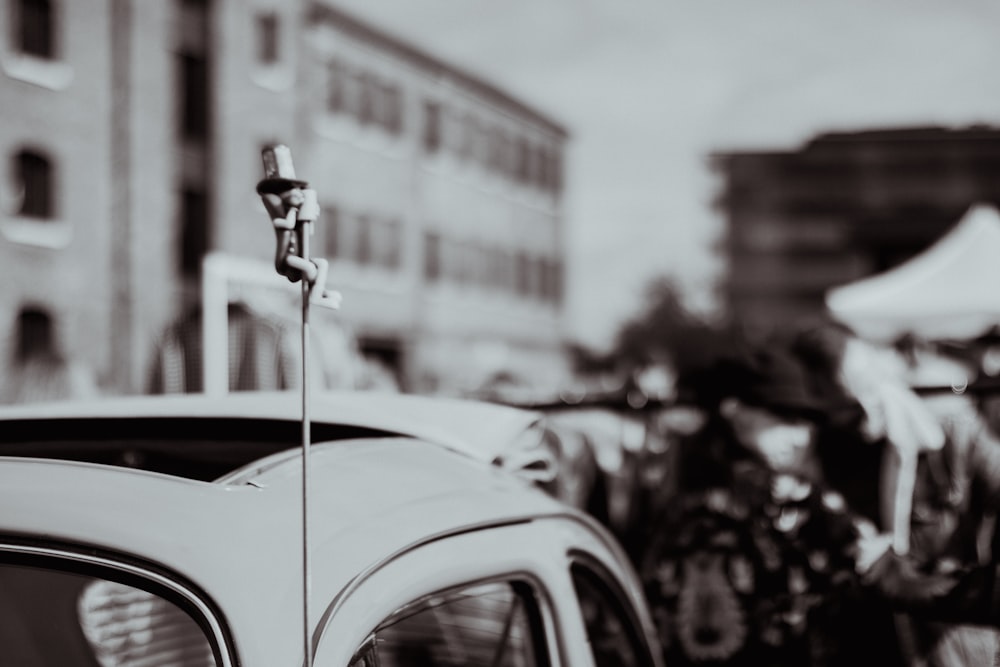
xmin=313 ymin=517 xmax=663 ymax=667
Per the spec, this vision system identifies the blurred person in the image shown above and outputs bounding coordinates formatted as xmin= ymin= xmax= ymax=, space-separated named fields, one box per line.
xmin=790 ymin=319 xmax=1000 ymax=667
xmin=642 ymin=343 xmax=902 ymax=667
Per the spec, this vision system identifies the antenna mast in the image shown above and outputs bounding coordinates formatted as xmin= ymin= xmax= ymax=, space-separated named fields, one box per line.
xmin=256 ymin=145 xmax=336 ymax=667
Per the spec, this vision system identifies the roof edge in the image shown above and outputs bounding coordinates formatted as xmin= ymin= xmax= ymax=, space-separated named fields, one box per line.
xmin=306 ymin=2 xmax=569 ymax=139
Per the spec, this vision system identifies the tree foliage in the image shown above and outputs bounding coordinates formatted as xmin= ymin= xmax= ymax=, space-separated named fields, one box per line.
xmin=571 ymin=277 xmax=742 ymax=381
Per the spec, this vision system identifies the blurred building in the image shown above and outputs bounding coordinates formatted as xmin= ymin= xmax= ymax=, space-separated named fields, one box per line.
xmin=712 ymin=126 xmax=1000 ymax=337
xmin=0 ymin=0 xmax=569 ymax=395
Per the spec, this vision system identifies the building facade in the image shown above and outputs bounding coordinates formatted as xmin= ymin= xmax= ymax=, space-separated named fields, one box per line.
xmin=712 ymin=126 xmax=1000 ymax=338
xmin=0 ymin=0 xmax=570 ymax=397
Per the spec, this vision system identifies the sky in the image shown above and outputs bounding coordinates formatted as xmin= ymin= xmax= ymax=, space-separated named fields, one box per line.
xmin=332 ymin=0 xmax=1000 ymax=349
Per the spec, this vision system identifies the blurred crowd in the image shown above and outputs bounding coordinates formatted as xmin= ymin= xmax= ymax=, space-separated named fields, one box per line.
xmin=539 ymin=317 xmax=1000 ymax=667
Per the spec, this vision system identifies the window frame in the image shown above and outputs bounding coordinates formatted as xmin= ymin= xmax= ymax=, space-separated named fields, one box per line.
xmin=349 ymin=576 xmax=552 ymax=667
xmin=1 ymin=146 xmax=71 ymax=248
xmin=312 ymin=519 xmax=573 ymax=667
xmin=13 ymin=147 xmax=55 ymax=220
xmin=2 ymin=0 xmax=73 ymax=90
xmin=568 ymin=552 xmax=658 ymax=667
xmin=0 ymin=539 xmax=237 ymax=667
xmin=13 ymin=0 xmax=56 ymax=60
xmin=254 ymin=11 xmax=279 ymax=65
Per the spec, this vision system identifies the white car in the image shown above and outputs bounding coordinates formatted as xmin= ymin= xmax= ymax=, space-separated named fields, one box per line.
xmin=0 ymin=391 xmax=664 ymax=666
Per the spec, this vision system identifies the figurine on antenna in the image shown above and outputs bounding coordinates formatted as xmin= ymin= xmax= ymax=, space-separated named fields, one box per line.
xmin=256 ymin=144 xmax=340 ymax=308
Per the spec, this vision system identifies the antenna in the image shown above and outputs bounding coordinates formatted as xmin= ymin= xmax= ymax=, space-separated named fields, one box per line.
xmin=256 ymin=145 xmax=332 ymax=667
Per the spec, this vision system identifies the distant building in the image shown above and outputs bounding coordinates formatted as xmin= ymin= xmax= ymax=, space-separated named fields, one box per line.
xmin=711 ymin=126 xmax=1000 ymax=338
xmin=0 ymin=0 xmax=569 ymax=395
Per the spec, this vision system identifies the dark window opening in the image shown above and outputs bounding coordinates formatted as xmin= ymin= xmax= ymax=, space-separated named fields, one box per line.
xmin=14 ymin=305 xmax=56 ymax=363
xmin=255 ymin=12 xmax=279 ymax=64
xmin=15 ymin=149 xmax=54 ymax=219
xmin=178 ymin=53 xmax=210 ymax=142
xmin=16 ymin=0 xmax=55 ymax=59
xmin=179 ymin=187 xmax=209 ymax=278
xmin=358 ymin=337 xmax=403 ymax=390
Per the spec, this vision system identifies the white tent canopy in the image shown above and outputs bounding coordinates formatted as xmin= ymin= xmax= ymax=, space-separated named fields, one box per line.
xmin=825 ymin=204 xmax=1000 ymax=342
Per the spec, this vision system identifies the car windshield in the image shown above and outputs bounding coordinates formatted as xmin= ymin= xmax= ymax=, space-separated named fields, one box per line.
xmin=0 ymin=417 xmax=395 ymax=481
xmin=0 ymin=562 xmax=217 ymax=666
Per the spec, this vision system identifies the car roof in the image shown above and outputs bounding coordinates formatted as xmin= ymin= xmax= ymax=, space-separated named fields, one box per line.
xmin=0 ymin=436 xmax=580 ymax=664
xmin=0 ymin=390 xmax=543 ymax=465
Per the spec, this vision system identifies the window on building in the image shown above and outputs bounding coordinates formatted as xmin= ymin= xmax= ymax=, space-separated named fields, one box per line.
xmin=531 ymin=145 xmax=548 ymax=189
xmin=177 ymin=0 xmax=209 ymax=57
xmin=515 ymin=251 xmax=530 ymax=296
xmin=531 ymin=257 xmax=547 ymax=299
xmin=341 ymin=70 xmax=364 ymax=118
xmin=497 ymin=249 xmax=515 ymax=293
xmin=453 ymin=239 xmax=472 ymax=283
xmin=487 ymin=127 xmax=506 ymax=173
xmin=485 ymin=248 xmax=503 ymax=289
xmin=473 ymin=123 xmax=491 ymax=167
xmin=423 ymin=231 xmax=441 ymax=281
xmin=443 ymin=109 xmax=463 ymax=155
xmin=457 ymin=114 xmax=477 ymax=160
xmin=255 ymin=12 xmax=279 ymax=65
xmin=326 ymin=59 xmax=345 ymax=113
xmin=537 ymin=258 xmax=551 ymax=301
xmin=14 ymin=149 xmax=54 ymax=219
xmin=547 ymin=260 xmax=563 ymax=305
xmin=551 ymin=152 xmax=564 ymax=194
xmin=15 ymin=0 xmax=55 ymax=59
xmin=382 ymin=83 xmax=402 ymax=134
xmin=380 ymin=218 xmax=402 ymax=269
xmin=14 ymin=305 xmax=55 ymax=363
xmin=178 ymin=53 xmax=210 ymax=142
xmin=358 ymin=72 xmax=375 ymax=125
xmin=535 ymin=148 xmax=550 ymax=191
xmin=472 ymin=244 xmax=491 ymax=286
xmin=355 ymin=215 xmax=371 ymax=264
xmin=515 ymin=138 xmax=531 ymax=184
xmin=179 ymin=187 xmax=209 ymax=278
xmin=423 ymin=100 xmax=441 ymax=153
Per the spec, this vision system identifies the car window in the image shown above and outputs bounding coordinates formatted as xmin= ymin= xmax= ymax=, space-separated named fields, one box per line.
xmin=0 ymin=562 xmax=216 ymax=666
xmin=348 ymin=580 xmax=547 ymax=667
xmin=571 ymin=562 xmax=654 ymax=667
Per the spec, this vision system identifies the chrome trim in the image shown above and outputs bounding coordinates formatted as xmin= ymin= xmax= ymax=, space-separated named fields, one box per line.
xmin=0 ymin=543 xmax=235 ymax=667
xmin=312 ymin=510 xmax=610 ymax=659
